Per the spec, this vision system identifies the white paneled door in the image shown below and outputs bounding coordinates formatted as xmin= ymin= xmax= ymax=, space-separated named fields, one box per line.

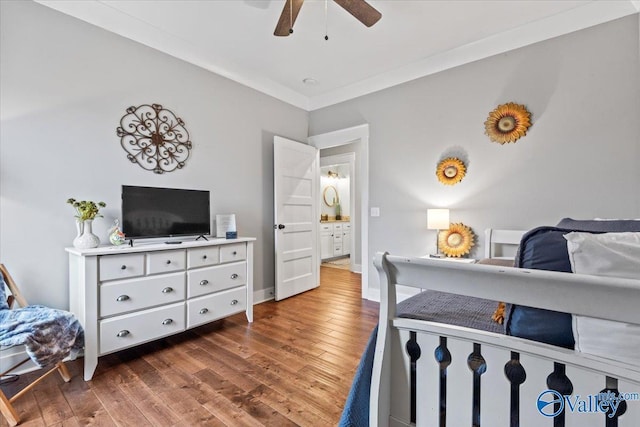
xmin=273 ymin=136 xmax=319 ymax=301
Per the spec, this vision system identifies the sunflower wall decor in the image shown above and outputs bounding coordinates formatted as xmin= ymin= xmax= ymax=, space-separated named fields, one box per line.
xmin=436 ymin=157 xmax=466 ymax=185
xmin=484 ymin=102 xmax=532 ymax=144
xmin=438 ymin=222 xmax=475 ymax=257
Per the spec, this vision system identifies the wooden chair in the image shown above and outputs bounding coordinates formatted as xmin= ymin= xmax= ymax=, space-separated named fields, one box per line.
xmin=0 ymin=264 xmax=72 ymax=427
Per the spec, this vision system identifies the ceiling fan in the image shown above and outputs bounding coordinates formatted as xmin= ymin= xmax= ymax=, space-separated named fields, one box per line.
xmin=274 ymin=0 xmax=382 ymax=37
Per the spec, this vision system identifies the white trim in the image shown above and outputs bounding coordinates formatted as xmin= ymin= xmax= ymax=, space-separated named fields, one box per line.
xmin=253 ymin=287 xmax=274 ymax=304
xmin=308 ymin=1 xmax=640 ymax=110
xmin=309 ymin=124 xmax=370 ymax=299
xmin=35 ymin=1 xmax=638 ymax=111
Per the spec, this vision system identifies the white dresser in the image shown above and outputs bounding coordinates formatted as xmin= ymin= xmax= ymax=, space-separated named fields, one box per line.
xmin=66 ymin=238 xmax=255 ymax=380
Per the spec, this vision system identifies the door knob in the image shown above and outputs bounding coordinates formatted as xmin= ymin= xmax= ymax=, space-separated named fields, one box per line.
xmin=276 ymin=224 xmax=285 ymax=229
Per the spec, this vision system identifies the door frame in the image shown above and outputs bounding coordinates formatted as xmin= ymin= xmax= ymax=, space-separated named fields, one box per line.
xmin=308 ymin=124 xmax=370 ymax=299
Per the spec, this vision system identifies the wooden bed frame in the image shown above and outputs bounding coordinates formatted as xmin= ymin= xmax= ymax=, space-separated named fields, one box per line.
xmin=370 ymin=230 xmax=640 ymax=427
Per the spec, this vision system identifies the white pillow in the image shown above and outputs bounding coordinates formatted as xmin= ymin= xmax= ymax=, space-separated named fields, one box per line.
xmin=564 ymin=232 xmax=640 ymax=366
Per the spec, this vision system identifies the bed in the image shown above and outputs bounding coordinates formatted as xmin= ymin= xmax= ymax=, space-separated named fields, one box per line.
xmin=342 ymin=221 xmax=640 ymax=427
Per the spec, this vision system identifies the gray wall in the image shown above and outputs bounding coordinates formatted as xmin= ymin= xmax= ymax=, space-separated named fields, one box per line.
xmin=0 ymin=1 xmax=308 ymax=308
xmin=309 ymin=15 xmax=640 ymax=290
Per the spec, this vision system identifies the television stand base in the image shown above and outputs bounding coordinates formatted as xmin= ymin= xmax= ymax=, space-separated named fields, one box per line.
xmin=196 ymin=235 xmax=209 ymax=241
xmin=165 ymin=241 xmax=183 ymax=244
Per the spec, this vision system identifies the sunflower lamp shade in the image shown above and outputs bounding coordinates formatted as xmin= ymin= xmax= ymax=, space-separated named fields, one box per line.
xmin=427 ymin=209 xmax=450 ymax=258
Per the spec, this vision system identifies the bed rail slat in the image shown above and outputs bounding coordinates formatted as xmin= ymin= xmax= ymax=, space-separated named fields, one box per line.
xmin=518 ymin=354 xmax=554 ymax=427
xmin=390 ymin=328 xmax=412 ymax=424
xmin=618 ymin=380 xmax=640 ymax=427
xmin=416 ymin=333 xmax=441 ymax=426
xmin=564 ymin=366 xmax=606 ymax=427
xmin=480 ymin=345 xmax=511 ymax=427
xmin=444 ymin=339 xmax=475 ymax=426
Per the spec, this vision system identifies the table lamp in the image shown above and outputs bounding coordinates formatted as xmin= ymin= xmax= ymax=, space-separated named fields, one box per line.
xmin=427 ymin=208 xmax=450 ymax=257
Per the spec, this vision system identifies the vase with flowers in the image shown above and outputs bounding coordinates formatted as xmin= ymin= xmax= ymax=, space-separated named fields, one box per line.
xmin=67 ymin=198 xmax=106 ymax=249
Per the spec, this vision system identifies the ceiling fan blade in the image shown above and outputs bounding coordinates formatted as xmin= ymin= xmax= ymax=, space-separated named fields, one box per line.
xmin=333 ymin=0 xmax=381 ymax=27
xmin=274 ymin=0 xmax=304 ymax=36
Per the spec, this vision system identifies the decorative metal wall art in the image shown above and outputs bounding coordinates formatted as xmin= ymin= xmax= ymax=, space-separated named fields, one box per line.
xmin=436 ymin=157 xmax=466 ymax=185
xmin=438 ymin=222 xmax=475 ymax=257
xmin=117 ymin=104 xmax=192 ymax=174
xmin=484 ymin=102 xmax=532 ymax=144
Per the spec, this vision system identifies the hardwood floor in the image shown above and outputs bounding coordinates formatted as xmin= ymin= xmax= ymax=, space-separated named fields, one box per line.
xmin=1 ymin=267 xmax=378 ymax=426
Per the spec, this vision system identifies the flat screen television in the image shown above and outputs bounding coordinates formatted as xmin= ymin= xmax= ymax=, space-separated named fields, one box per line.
xmin=122 ymin=185 xmax=210 ymax=239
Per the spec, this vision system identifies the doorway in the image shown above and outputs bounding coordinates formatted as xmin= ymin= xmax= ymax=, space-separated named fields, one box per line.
xmin=320 ymin=154 xmax=355 ymax=271
xmin=308 ymin=124 xmax=369 ymax=299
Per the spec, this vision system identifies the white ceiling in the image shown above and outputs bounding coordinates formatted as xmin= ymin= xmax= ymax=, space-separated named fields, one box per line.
xmin=36 ymin=0 xmax=640 ymax=111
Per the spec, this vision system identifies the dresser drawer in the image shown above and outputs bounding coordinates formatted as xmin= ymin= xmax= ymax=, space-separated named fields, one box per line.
xmin=99 ymin=254 xmax=145 ymax=281
xmin=147 ymin=250 xmax=186 ymax=274
xmin=343 ymin=223 xmax=351 ymax=230
xmin=187 ymin=246 xmax=220 ymax=269
xmin=187 ymin=262 xmax=246 ymax=298
xmin=333 ymin=223 xmax=343 ymax=231
xmin=186 ymin=286 xmax=246 ymax=329
xmin=220 ymin=243 xmax=246 ymax=263
xmin=319 ymin=224 xmax=332 ymax=233
xmin=99 ymin=302 xmax=185 ymax=355
xmin=334 ymin=245 xmax=343 ymax=255
xmin=100 ymin=272 xmax=186 ymax=318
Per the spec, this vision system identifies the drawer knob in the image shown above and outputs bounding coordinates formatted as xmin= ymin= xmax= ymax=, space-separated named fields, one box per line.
xmin=230 ymin=273 xmax=239 ymax=280
xmin=230 ymin=299 xmax=238 ymax=306
xmin=232 ymin=251 xmax=237 ymax=255
xmin=162 ymin=287 xmax=173 ymax=293
xmin=203 ymin=255 xmax=207 ymax=259
xmin=166 ymin=260 xmax=171 ymax=265
xmin=199 ymin=308 xmax=209 ymax=315
xmin=116 ymin=330 xmax=130 ymax=337
xmin=116 ymin=295 xmax=130 ymax=302
xmin=121 ymin=265 xmax=127 ymax=270
xmin=162 ymin=318 xmax=173 ymax=325
xmin=200 ymin=279 xmax=209 ymax=286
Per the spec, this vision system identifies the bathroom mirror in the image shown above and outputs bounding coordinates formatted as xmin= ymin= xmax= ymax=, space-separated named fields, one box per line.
xmin=323 ymin=186 xmax=339 ymax=207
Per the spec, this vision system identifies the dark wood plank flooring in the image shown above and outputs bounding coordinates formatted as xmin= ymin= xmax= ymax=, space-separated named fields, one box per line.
xmin=1 ymin=267 xmax=379 ymax=426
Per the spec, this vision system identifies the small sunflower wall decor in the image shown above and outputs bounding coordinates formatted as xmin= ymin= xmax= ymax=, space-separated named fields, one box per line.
xmin=436 ymin=157 xmax=466 ymax=185
xmin=438 ymin=222 xmax=475 ymax=257
xmin=484 ymin=102 xmax=532 ymax=144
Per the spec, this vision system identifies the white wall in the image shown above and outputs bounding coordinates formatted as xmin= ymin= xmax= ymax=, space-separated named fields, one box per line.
xmin=0 ymin=1 xmax=308 ymax=308
xmin=309 ymin=15 xmax=640 ymax=291
xmin=320 ymin=164 xmax=350 ymax=218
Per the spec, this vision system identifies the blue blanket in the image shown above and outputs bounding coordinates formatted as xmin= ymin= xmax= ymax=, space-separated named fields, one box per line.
xmin=1 ymin=277 xmax=84 ymax=368
xmin=338 ymin=325 xmax=377 ymax=427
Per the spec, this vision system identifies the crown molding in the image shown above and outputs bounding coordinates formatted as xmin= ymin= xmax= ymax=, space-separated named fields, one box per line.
xmin=307 ymin=0 xmax=640 ymax=110
xmin=35 ymin=1 xmax=638 ymax=112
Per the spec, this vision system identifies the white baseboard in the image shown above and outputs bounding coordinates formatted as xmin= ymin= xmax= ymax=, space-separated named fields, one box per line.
xmin=366 ymin=285 xmax=420 ymax=303
xmin=253 ymin=287 xmax=275 ymax=304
